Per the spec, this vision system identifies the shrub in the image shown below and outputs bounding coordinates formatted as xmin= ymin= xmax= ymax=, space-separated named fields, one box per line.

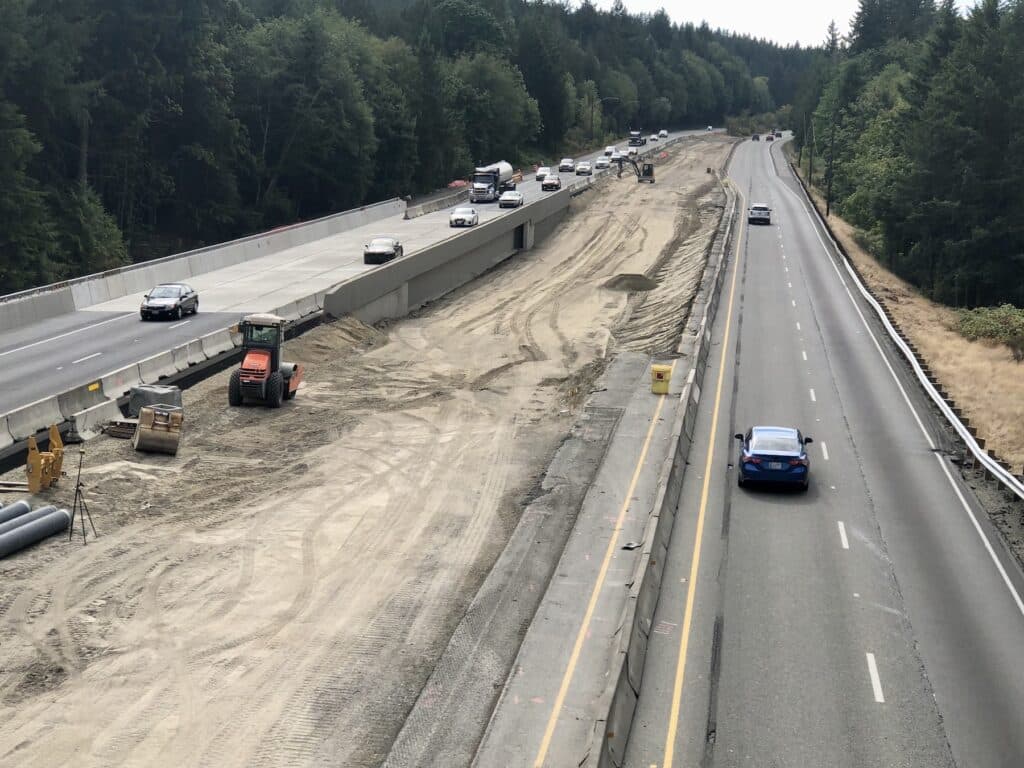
xmin=956 ymin=305 xmax=1024 ymax=359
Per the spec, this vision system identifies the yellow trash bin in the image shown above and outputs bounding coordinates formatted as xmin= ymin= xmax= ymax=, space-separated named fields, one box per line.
xmin=651 ymin=364 xmax=672 ymax=395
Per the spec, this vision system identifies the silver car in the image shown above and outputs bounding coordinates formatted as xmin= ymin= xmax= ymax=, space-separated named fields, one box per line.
xmin=594 ymin=156 xmax=611 ymax=169
xmin=140 ymin=283 xmax=198 ymax=321
xmin=498 ymin=190 xmax=525 ymax=208
xmin=449 ymin=207 xmax=479 ymax=227
xmin=575 ymin=161 xmax=592 ymax=176
xmin=364 ymin=236 xmax=404 ymax=264
xmin=535 ymin=166 xmax=552 ymax=181
xmin=558 ymin=158 xmax=575 ymax=172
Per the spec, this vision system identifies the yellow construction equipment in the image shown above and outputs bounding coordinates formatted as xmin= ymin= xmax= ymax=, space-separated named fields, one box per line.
xmin=132 ymin=404 xmax=184 ymax=455
xmin=26 ymin=425 xmax=64 ymax=494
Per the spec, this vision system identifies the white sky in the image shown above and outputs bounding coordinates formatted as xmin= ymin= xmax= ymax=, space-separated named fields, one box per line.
xmin=590 ymin=1 xmax=976 ymax=47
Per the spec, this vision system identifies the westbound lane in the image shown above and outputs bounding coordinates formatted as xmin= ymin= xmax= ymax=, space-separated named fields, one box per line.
xmin=623 ymin=137 xmax=1024 ymax=767
xmin=0 ymin=131 xmax=701 ymax=418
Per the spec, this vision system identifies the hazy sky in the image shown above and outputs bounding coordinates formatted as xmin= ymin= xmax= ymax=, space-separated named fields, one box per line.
xmin=591 ymin=1 xmax=976 ymax=47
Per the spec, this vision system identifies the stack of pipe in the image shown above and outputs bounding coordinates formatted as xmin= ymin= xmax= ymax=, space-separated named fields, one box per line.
xmin=0 ymin=499 xmax=71 ymax=558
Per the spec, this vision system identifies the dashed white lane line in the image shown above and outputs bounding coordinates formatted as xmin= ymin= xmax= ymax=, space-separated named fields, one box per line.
xmin=168 ymin=320 xmax=191 ymax=330
xmin=791 ymin=299 xmax=797 ymax=307
xmin=822 ymin=441 xmax=830 ymax=460
xmin=72 ymin=352 xmax=102 ymax=365
xmin=796 ymin=322 xmax=802 ymax=331
xmin=0 ymin=314 xmax=131 ymax=358
xmin=838 ymin=520 xmax=849 ymax=549
xmin=802 ymin=350 xmax=808 ymax=361
xmin=866 ymin=653 xmax=886 ymax=703
xmin=809 ymin=388 xmax=817 ymax=402
xmin=788 ymin=282 xmax=793 ymax=288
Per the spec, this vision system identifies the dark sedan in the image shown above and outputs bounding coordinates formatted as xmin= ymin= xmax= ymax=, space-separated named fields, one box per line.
xmin=140 ymin=283 xmax=199 ymax=320
xmin=735 ymin=426 xmax=813 ymax=490
xmin=363 ymin=236 xmax=404 ymax=265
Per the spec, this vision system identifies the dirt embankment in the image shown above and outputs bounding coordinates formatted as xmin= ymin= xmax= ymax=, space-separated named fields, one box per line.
xmin=0 ymin=135 xmax=734 ymax=768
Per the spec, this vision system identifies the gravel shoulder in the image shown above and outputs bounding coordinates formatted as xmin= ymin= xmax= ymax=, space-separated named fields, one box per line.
xmin=0 ymin=135 xmax=735 ymax=768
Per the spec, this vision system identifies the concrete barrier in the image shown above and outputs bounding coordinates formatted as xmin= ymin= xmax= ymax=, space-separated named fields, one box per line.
xmin=101 ymin=363 xmax=143 ymax=400
xmin=57 ymin=381 xmax=108 ymax=421
xmin=200 ymin=330 xmax=236 ymax=358
xmin=596 ymin=180 xmax=737 ymax=768
xmin=68 ymin=400 xmax=123 ymax=440
xmin=295 ymin=294 xmax=319 ymax=319
xmin=405 ymin=189 xmax=470 ymax=219
xmin=0 ymin=415 xmax=13 ymax=451
xmin=138 ymin=351 xmax=178 ymax=384
xmin=172 ymin=340 xmax=206 ymax=371
xmin=5 ymin=397 xmax=65 ymax=442
xmin=0 ymin=198 xmax=407 ymax=333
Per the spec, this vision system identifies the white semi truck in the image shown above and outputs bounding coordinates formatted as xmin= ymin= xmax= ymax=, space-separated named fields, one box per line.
xmin=470 ymin=161 xmax=519 ymax=203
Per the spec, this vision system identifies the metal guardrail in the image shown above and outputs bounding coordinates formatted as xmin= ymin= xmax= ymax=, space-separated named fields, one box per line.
xmin=783 ymin=154 xmax=1024 ymax=502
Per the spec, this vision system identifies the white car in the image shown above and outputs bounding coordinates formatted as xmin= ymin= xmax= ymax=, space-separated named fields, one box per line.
xmin=575 ymin=161 xmax=592 ymax=176
xmin=535 ymin=166 xmax=552 ymax=181
xmin=594 ymin=156 xmax=610 ymax=169
xmin=748 ymin=203 xmax=772 ymax=224
xmin=449 ymin=206 xmax=479 ymax=227
xmin=649 ymin=134 xmax=659 ymax=142
xmin=609 ymin=151 xmax=623 ymax=162
xmin=658 ymin=129 xmax=668 ymax=138
xmin=706 ymin=125 xmax=713 ymax=132
xmin=627 ymin=146 xmax=639 ymax=157
xmin=604 ymin=145 xmax=616 ymax=156
xmin=499 ymin=190 xmax=525 ymax=208
xmin=558 ymin=158 xmax=575 ymax=172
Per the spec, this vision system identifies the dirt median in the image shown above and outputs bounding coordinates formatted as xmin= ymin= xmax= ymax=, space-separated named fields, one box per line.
xmin=0 ymin=135 xmax=735 ymax=768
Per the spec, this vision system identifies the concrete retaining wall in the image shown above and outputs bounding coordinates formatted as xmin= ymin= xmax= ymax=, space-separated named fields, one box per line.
xmin=0 ymin=198 xmax=406 ymax=333
xmin=325 ymin=187 xmax=572 ymax=323
xmin=596 ymin=178 xmax=738 ymax=768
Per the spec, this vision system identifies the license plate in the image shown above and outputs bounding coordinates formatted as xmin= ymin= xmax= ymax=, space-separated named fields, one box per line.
xmin=768 ymin=461 xmax=784 ymax=470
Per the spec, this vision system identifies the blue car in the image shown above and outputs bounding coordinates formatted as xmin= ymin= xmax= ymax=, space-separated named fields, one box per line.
xmin=734 ymin=426 xmax=813 ymax=490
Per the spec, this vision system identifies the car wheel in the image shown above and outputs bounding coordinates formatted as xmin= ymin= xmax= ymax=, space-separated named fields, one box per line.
xmin=737 ymin=473 xmax=746 ymax=488
xmin=800 ymin=480 xmax=809 ymax=492
xmin=192 ymin=299 xmax=199 ymax=314
xmin=175 ymin=306 xmax=182 ymax=320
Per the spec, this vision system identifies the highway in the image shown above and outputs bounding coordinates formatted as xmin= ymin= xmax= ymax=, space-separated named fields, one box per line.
xmin=0 ymin=132 xmax=694 ymax=417
xmin=620 ymin=137 xmax=1024 ymax=766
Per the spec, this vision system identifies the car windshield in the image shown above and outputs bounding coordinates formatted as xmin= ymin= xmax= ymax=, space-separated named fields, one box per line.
xmin=751 ymin=205 xmax=769 ymax=211
xmin=453 ymin=208 xmax=474 ymax=215
xmin=501 ymin=192 xmax=519 ymax=197
xmin=149 ymin=286 xmax=182 ymax=298
xmin=751 ymin=431 xmax=800 ymax=452
xmin=370 ymin=238 xmax=394 ymax=247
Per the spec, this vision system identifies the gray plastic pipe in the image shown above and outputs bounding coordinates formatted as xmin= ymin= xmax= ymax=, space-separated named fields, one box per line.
xmin=0 ymin=509 xmax=70 ymax=559
xmin=0 ymin=505 xmax=57 ymax=537
xmin=0 ymin=500 xmax=32 ymax=525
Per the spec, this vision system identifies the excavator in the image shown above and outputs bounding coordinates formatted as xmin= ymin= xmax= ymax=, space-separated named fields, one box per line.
xmin=228 ymin=314 xmax=304 ymax=408
xmin=616 ymin=155 xmax=655 ymax=183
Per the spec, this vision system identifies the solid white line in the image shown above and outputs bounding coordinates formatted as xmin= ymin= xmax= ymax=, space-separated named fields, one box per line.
xmin=838 ymin=520 xmax=849 ymax=549
xmin=866 ymin=653 xmax=885 ymax=703
xmin=809 ymin=388 xmax=816 ymax=402
xmin=802 ymin=350 xmax=808 ymax=361
xmin=72 ymin=352 xmax=102 ymax=365
xmin=822 ymin=441 xmax=830 ymax=460
xmin=0 ymin=313 xmax=131 ymax=358
xmin=168 ymin=320 xmax=191 ymax=330
xmin=775 ymin=168 xmax=1024 ymax=618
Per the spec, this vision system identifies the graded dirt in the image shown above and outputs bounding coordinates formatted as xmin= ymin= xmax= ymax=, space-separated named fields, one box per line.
xmin=0 ymin=135 xmax=733 ymax=768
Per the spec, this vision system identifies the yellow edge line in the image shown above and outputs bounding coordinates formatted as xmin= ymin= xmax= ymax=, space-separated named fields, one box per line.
xmin=663 ymin=188 xmax=746 ymax=766
xmin=533 ymin=361 xmax=675 ymax=767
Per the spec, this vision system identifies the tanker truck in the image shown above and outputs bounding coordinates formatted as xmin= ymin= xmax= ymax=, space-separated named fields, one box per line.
xmin=470 ymin=161 xmax=519 ymax=203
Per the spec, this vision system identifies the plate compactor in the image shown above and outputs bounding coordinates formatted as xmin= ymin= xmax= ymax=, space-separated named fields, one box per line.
xmin=228 ymin=314 xmax=304 ymax=408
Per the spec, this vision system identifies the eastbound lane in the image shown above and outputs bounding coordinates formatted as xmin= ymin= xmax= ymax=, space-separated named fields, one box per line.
xmin=0 ymin=131 xmax=699 ymax=418
xmin=624 ymin=137 xmax=1024 ymax=767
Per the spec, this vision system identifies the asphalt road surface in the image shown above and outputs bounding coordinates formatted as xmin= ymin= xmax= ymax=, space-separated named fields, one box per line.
xmin=623 ymin=137 xmax=1024 ymax=767
xmin=0 ymin=131 xmax=700 ymax=416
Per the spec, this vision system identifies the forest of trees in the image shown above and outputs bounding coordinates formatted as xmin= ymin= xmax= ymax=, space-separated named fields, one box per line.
xmin=0 ymin=0 xmax=815 ymax=293
xmin=791 ymin=0 xmax=1024 ymax=308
